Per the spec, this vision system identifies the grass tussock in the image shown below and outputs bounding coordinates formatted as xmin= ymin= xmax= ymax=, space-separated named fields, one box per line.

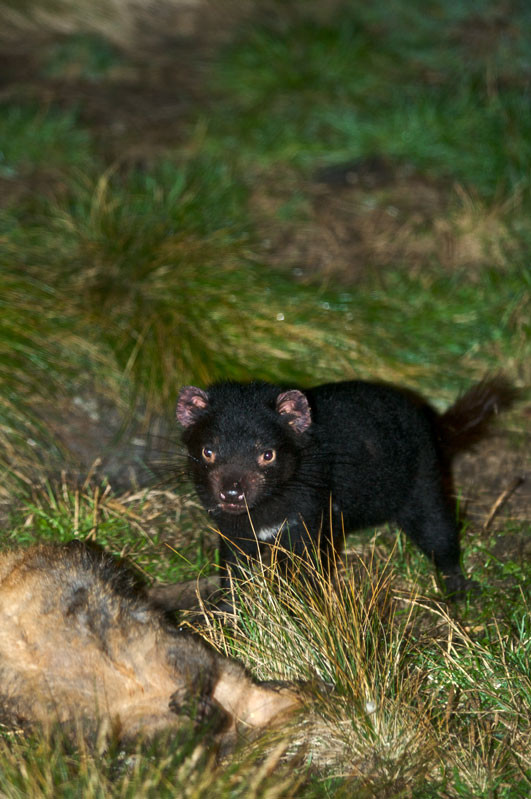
xmin=200 ymin=547 xmax=434 ymax=784
xmin=194 ymin=545 xmax=531 ymax=796
xmin=0 ymin=268 xmax=100 ymax=495
xmin=6 ymin=154 xmax=525 ymax=464
xmin=0 ymin=258 xmax=130 ymax=496
xmin=7 ymin=154 xmax=492 ymax=450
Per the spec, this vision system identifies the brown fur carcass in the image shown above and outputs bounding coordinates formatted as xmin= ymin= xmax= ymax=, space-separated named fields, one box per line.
xmin=0 ymin=541 xmax=298 ymax=742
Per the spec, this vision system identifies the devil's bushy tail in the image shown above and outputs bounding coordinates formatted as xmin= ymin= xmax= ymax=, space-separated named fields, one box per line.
xmin=437 ymin=375 xmax=519 ymax=455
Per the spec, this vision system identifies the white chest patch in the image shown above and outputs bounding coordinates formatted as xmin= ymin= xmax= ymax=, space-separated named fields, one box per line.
xmin=256 ymin=517 xmax=298 ymax=542
xmin=257 ymin=525 xmax=281 ymax=542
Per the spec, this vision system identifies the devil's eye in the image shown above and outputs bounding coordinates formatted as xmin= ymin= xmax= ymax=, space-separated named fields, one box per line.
xmin=201 ymin=446 xmax=216 ymax=463
xmin=258 ymin=449 xmax=276 ymax=466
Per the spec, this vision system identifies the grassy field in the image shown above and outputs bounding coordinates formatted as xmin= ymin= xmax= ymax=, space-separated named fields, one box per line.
xmin=0 ymin=0 xmax=529 ymax=796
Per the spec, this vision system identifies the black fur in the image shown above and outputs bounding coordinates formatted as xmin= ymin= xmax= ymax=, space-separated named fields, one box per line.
xmin=177 ymin=377 xmax=517 ymax=600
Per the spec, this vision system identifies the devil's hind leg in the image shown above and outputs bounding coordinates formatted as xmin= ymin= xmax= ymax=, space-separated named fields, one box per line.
xmin=396 ymin=473 xmax=470 ymax=596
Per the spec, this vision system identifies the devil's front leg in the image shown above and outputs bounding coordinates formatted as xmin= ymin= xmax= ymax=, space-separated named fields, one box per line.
xmin=277 ymin=510 xmax=336 ymax=584
xmin=275 ymin=513 xmax=333 ymax=578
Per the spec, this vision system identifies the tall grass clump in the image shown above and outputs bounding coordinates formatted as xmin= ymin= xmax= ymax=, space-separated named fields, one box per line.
xmin=201 ymin=545 xmax=438 ymax=792
xmin=29 ymin=159 xmax=448 ymax=407
xmin=28 ymin=159 xmax=525 ymax=412
xmin=196 ymin=540 xmax=531 ymax=796
xmin=0 ymin=267 xmax=97 ymax=495
xmin=47 ymin=161 xmax=252 ymax=406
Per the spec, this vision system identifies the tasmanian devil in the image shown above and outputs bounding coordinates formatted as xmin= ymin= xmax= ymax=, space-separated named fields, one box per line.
xmin=0 ymin=541 xmax=299 ymax=742
xmin=177 ymin=376 xmax=517 ymax=600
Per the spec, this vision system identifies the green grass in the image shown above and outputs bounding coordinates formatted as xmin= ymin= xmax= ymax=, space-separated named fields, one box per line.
xmin=211 ymin=2 xmax=531 ymax=200
xmin=2 ymin=482 xmax=213 ymax=584
xmin=0 ymin=0 xmax=529 ymax=796
xmin=316 ymin=89 xmax=531 ymax=198
xmin=0 ymin=727 xmax=307 ymax=799
xmin=0 ymin=104 xmax=94 ymax=177
xmin=3 ymin=153 xmax=527 ymax=440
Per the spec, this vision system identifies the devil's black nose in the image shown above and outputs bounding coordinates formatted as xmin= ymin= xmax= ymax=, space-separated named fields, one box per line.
xmin=220 ymin=483 xmax=244 ymax=502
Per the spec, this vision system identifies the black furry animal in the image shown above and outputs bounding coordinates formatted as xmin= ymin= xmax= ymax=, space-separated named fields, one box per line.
xmin=177 ymin=377 xmax=517 ymax=600
xmin=0 ymin=541 xmax=299 ymax=741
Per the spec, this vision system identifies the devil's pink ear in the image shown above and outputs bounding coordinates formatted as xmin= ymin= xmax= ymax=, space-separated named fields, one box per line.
xmin=176 ymin=386 xmax=209 ymax=427
xmin=276 ymin=389 xmax=312 ymax=433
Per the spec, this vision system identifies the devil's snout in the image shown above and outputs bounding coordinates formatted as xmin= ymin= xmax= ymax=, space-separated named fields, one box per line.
xmin=219 ymin=482 xmax=245 ymax=504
